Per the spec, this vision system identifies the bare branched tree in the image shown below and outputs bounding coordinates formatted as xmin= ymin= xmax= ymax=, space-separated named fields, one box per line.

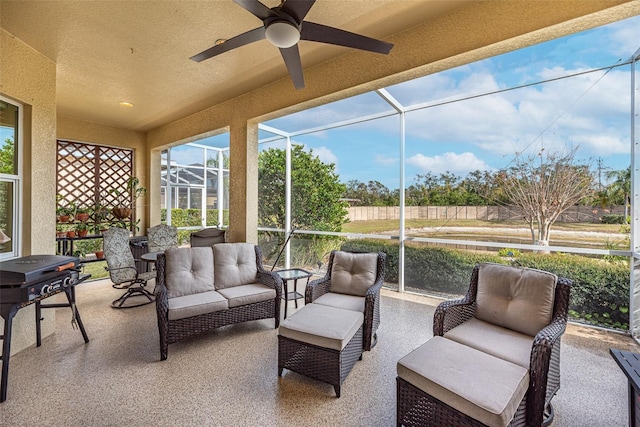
xmin=495 ymin=148 xmax=595 ymax=248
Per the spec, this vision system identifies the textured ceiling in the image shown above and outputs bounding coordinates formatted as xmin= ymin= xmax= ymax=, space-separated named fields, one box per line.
xmin=0 ymin=0 xmax=470 ymax=131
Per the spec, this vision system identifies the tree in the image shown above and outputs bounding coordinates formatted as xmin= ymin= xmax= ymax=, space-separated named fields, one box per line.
xmin=258 ymin=145 xmax=348 ymax=232
xmin=343 ymin=180 xmax=396 ymax=206
xmin=0 ymin=137 xmax=15 ymax=175
xmin=494 ymin=148 xmax=594 ymax=247
xmin=605 ymin=166 xmax=631 ymax=221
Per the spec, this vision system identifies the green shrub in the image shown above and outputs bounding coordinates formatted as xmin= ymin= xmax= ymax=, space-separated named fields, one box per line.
xmin=601 ymin=214 xmax=625 ymax=224
xmin=511 ymin=254 xmax=629 ymax=329
xmin=341 ymin=238 xmax=630 ymax=330
xmin=160 ymin=208 xmax=229 ymax=244
xmin=498 ymin=248 xmax=521 ymax=257
xmin=258 ymin=230 xmax=345 ymax=270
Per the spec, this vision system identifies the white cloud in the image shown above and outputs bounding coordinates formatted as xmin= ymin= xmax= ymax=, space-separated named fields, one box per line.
xmin=375 ymin=155 xmax=397 ymax=166
xmin=406 ymin=152 xmax=492 ymax=175
xmin=402 ymin=66 xmax=631 ymax=163
xmin=309 ymin=146 xmax=338 ymax=165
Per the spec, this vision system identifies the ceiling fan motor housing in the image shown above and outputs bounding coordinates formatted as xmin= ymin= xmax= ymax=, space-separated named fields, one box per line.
xmin=264 ymin=16 xmax=301 ymax=49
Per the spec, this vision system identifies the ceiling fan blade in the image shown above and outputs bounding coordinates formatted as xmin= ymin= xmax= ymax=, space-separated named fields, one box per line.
xmin=280 ymin=0 xmax=316 ymax=24
xmin=301 ymin=21 xmax=393 ymax=54
xmin=190 ymin=27 xmax=266 ymax=62
xmin=233 ymin=0 xmax=274 ymax=21
xmin=279 ymin=45 xmax=305 ymax=89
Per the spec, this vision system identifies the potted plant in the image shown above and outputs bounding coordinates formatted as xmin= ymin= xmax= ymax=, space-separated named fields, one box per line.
xmin=109 ymin=176 xmax=146 ymax=220
xmin=56 ymin=225 xmax=67 ymax=239
xmin=93 ymin=199 xmax=110 ymax=222
xmin=76 ymin=221 xmax=89 ymax=238
xmin=56 ymin=194 xmax=73 ymax=222
xmin=66 ymin=229 xmax=76 ymax=239
xmin=75 ymin=207 xmax=90 ymax=222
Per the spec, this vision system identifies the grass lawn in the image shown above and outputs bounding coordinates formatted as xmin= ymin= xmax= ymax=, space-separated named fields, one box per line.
xmin=342 ymin=219 xmax=625 ymax=235
xmin=81 ymin=260 xmax=109 ymax=280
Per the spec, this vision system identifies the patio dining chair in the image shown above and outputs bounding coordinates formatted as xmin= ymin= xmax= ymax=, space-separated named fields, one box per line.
xmin=103 ymin=227 xmax=156 ymax=308
xmin=147 ymin=224 xmax=178 ymax=253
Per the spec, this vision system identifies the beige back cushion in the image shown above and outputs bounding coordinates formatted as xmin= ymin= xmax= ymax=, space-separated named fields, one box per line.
xmin=475 ymin=263 xmax=557 ymax=336
xmin=213 ymin=243 xmax=258 ymax=289
xmin=164 ymin=247 xmax=215 ymax=298
xmin=329 ymin=251 xmax=378 ymax=297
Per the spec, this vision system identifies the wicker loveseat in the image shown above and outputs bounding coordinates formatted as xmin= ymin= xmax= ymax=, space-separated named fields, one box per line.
xmin=397 ymin=263 xmax=572 ymax=427
xmin=154 ymin=243 xmax=282 ymax=360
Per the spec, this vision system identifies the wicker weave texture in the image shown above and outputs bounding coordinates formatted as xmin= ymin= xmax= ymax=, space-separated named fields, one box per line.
xmin=396 ymin=377 xmax=527 ymax=427
xmin=278 ymin=326 xmax=363 ymax=397
xmin=155 ymin=245 xmax=282 ymax=360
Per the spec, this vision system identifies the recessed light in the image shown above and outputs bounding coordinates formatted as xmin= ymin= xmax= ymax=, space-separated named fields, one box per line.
xmin=119 ymin=101 xmax=134 ymax=107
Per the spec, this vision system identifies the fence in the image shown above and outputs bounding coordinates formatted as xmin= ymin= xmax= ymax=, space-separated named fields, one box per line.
xmin=347 ymin=205 xmax=625 ymax=223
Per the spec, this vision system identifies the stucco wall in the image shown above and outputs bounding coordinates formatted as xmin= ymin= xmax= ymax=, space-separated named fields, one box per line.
xmin=0 ymin=29 xmax=57 ymax=354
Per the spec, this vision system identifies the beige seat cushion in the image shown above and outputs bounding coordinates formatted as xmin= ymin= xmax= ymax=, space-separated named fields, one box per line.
xmin=279 ymin=304 xmax=364 ymax=351
xmin=476 ymin=263 xmax=557 ymax=337
xmin=329 ymin=251 xmax=378 ymax=297
xmin=168 ymin=290 xmax=228 ymax=320
xmin=217 ymin=283 xmax=276 ymax=308
xmin=164 ymin=247 xmax=215 ymax=298
xmin=213 ymin=243 xmax=258 ymax=289
xmin=313 ymin=292 xmax=365 ymax=313
xmin=397 ymin=336 xmax=529 ymax=427
xmin=444 ymin=317 xmax=533 ymax=368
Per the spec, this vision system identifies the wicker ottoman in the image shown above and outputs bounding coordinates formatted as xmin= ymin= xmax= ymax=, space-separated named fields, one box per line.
xmin=397 ymin=336 xmax=529 ymax=427
xmin=278 ymin=303 xmax=364 ymax=397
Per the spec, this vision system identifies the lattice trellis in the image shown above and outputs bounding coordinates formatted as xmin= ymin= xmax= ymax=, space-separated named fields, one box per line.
xmin=56 ymin=140 xmax=133 ymax=221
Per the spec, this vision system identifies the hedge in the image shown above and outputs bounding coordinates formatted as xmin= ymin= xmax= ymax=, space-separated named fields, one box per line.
xmin=160 ymin=208 xmax=228 ymax=244
xmin=341 ymin=239 xmax=630 ymax=330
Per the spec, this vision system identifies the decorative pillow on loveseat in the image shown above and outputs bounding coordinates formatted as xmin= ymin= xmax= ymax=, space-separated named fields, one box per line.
xmin=164 ymin=247 xmax=215 ymax=298
xmin=213 ymin=243 xmax=258 ymax=289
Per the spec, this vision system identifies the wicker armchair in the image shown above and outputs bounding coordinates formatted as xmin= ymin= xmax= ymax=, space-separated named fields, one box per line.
xmin=418 ymin=263 xmax=572 ymax=427
xmin=103 ymin=227 xmax=156 ymax=308
xmin=305 ymin=250 xmax=385 ymax=351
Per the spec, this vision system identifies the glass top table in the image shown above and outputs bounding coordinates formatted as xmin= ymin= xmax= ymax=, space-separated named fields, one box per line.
xmin=276 ymin=268 xmax=312 ymax=319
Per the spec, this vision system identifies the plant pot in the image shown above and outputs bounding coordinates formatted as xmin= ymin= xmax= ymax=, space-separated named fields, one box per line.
xmin=75 ymin=213 xmax=89 ymax=222
xmin=56 ymin=232 xmax=67 ymax=238
xmin=58 ymin=215 xmax=70 ymax=223
xmin=67 ymin=231 xmax=76 ymax=238
xmin=94 ymin=251 xmax=104 ymax=259
xmin=77 ymin=229 xmax=89 ymax=237
xmin=112 ymin=207 xmax=132 ymax=219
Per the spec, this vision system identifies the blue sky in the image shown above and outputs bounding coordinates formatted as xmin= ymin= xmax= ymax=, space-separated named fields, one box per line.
xmin=256 ymin=14 xmax=640 ymax=190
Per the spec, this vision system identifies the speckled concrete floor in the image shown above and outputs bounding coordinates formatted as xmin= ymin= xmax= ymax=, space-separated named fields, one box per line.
xmin=0 ymin=280 xmax=637 ymax=426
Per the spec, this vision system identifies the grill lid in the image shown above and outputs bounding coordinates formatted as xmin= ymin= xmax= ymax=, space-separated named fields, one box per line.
xmin=0 ymin=255 xmax=79 ymax=286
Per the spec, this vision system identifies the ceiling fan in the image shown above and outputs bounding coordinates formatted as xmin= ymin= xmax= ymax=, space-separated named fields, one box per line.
xmin=190 ymin=0 xmax=394 ymax=89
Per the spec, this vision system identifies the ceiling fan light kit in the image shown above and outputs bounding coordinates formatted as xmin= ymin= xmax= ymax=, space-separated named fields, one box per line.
xmin=190 ymin=0 xmax=394 ymax=89
xmin=265 ymin=20 xmax=300 ymax=48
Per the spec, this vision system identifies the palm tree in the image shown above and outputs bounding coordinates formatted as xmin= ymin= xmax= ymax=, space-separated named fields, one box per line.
xmin=606 ymin=166 xmax=631 ymax=221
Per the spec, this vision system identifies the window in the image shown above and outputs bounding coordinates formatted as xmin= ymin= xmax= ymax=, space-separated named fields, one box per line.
xmin=0 ymin=97 xmax=21 ymax=259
